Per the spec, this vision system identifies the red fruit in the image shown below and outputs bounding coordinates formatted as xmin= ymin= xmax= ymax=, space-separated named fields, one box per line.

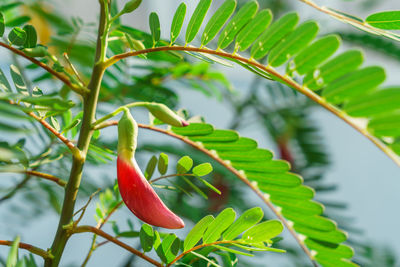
xmin=117 ymin=108 xmax=184 ymax=229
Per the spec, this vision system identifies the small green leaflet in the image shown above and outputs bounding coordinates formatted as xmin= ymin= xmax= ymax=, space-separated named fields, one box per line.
xmin=203 ymin=208 xmax=236 ymax=243
xmin=0 ymin=12 xmax=4 ymax=37
xmin=184 ymin=215 xmax=214 ymax=251
xmin=268 ymin=21 xmax=319 ymax=67
xmin=201 ymin=0 xmax=237 ymax=46
xmin=6 ymin=16 xmax=30 ymax=28
xmin=6 ymin=236 xmax=20 ymax=267
xmin=242 ymin=220 xmax=283 ymax=243
xmin=0 ymin=68 xmax=11 ymax=92
xmin=10 ymin=65 xmax=28 ymax=96
xmin=343 ymin=87 xmax=400 ymax=117
xmin=149 ymin=12 xmax=160 ymax=47
xmin=303 ymin=50 xmax=364 ymax=90
xmin=61 ymin=118 xmax=81 ymax=134
xmin=251 ymin=12 xmax=299 ymax=60
xmin=50 ymin=117 xmax=60 ymax=132
xmin=294 ymin=224 xmax=347 ymax=244
xmin=190 ymin=251 xmax=221 ymax=267
xmin=170 ymin=3 xmax=187 ymax=44
xmin=322 ymin=66 xmax=386 ymax=104
xmin=292 ymin=34 xmax=340 ymax=75
xmin=366 ymin=11 xmax=400 ymax=30
xmin=213 ymin=245 xmax=253 ymax=257
xmin=156 ymin=234 xmax=180 ymax=263
xmin=8 ymin=27 xmax=26 ymax=46
xmin=192 ymin=162 xmax=213 ymax=176
xmin=139 ymin=224 xmax=154 ymax=252
xmin=23 ymin=25 xmax=37 ymax=48
xmin=218 ymin=0 xmax=259 ymax=49
xmin=158 ymin=153 xmax=169 ymax=175
xmin=145 ymin=155 xmax=157 ymax=179
xmin=121 ymin=0 xmax=142 ymax=14
xmin=223 ymin=207 xmax=264 ymax=240
xmin=185 ymin=0 xmax=212 ymax=44
xmin=368 ymin=114 xmax=400 ymax=138
xmin=235 ymin=9 xmax=273 ymax=51
xmin=176 ymin=155 xmax=193 ymax=174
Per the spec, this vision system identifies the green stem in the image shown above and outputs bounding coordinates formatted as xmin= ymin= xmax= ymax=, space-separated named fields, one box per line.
xmin=44 ymin=1 xmax=109 ymax=266
xmin=91 ymin=101 xmax=149 ymax=127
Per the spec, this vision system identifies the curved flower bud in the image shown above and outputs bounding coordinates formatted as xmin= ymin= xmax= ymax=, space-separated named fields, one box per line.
xmin=145 ymin=103 xmax=188 ymax=127
xmin=117 ymin=108 xmax=185 ymax=229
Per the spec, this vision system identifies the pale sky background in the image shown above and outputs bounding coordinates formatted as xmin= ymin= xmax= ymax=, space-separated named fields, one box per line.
xmin=1 ymin=0 xmax=400 ymax=266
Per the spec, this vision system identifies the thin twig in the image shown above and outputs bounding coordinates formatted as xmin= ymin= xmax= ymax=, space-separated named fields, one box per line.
xmin=103 ymin=45 xmax=400 ymax=167
xmin=72 ymin=226 xmax=162 ymax=267
xmin=0 ymin=240 xmax=53 ymax=259
xmin=0 ymin=176 xmax=31 ymax=202
xmin=168 ymin=240 xmax=244 ymax=266
xmin=27 ymin=111 xmax=83 ymax=160
xmin=63 ymin=53 xmax=86 ymax=86
xmin=8 ymin=99 xmax=79 ymax=156
xmin=0 ymin=169 xmax=67 ymax=187
xmin=0 ymin=42 xmax=89 ymax=95
xmin=73 ymin=189 xmax=101 ymax=225
xmin=298 ymin=0 xmax=400 ymax=42
xmin=150 ymin=173 xmax=194 ymax=184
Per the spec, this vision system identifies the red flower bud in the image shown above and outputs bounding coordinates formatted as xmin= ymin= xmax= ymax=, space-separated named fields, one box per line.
xmin=117 ymin=108 xmax=184 ymax=229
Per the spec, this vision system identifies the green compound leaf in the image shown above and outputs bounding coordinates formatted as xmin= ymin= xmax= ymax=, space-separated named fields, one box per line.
xmin=169 ymin=123 xmax=353 ymax=265
xmin=201 ymin=0 xmax=237 ymax=46
xmin=185 ymin=0 xmax=212 ymax=44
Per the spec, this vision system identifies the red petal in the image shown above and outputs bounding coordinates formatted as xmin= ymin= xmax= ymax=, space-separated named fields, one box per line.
xmin=117 ymin=156 xmax=185 ymax=229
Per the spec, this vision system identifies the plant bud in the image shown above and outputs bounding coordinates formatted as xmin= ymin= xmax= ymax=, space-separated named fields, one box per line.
xmin=145 ymin=103 xmax=188 ymax=127
xmin=117 ymin=108 xmax=185 ymax=229
xmin=22 ymin=45 xmax=47 ymax=57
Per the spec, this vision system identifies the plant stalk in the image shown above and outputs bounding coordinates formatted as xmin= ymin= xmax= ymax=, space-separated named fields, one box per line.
xmin=44 ymin=1 xmax=109 ymax=266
